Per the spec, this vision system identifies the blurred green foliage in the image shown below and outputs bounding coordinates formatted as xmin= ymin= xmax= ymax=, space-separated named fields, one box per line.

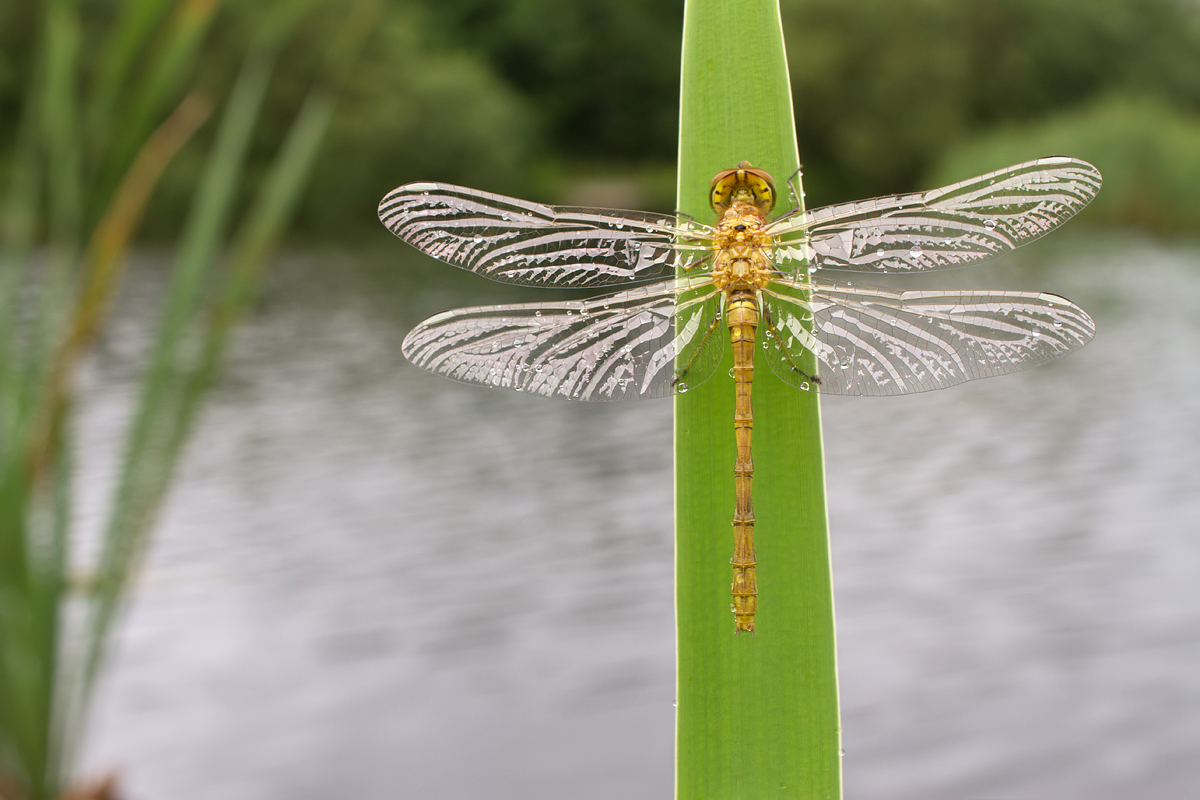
xmin=932 ymin=96 xmax=1200 ymax=235
xmin=0 ymin=1 xmax=369 ymax=797
xmin=6 ymin=0 xmax=1200 ymax=239
xmin=784 ymin=0 xmax=1200 ymax=208
xmin=160 ymin=2 xmax=534 ymax=240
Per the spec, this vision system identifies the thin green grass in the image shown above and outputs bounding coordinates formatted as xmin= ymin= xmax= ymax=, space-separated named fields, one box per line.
xmin=674 ymin=1 xmax=841 ymax=798
xmin=0 ymin=2 xmax=375 ymax=797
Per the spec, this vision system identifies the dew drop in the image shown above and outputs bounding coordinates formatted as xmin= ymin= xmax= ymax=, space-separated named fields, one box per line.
xmin=800 ymin=382 xmax=810 ymax=391
xmin=534 ymin=310 xmax=542 ymax=317
xmin=615 ymin=223 xmax=624 ymax=230
xmin=1031 ymin=330 xmax=1041 ymax=337
xmin=515 ymin=386 xmax=523 ymax=392
xmin=677 ymin=382 xmax=689 ymax=393
xmin=909 ymin=245 xmax=923 ymax=257
xmin=1053 ymin=321 xmax=1063 ymax=328
xmin=840 ymin=358 xmax=851 ymax=368
xmin=422 ymin=191 xmax=429 ymax=196
xmin=984 ymin=219 xmax=997 ymax=229
xmin=535 ymin=365 xmax=543 ymax=372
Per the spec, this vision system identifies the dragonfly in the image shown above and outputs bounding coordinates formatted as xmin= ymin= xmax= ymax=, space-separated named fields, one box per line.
xmin=380 ymin=156 xmax=1100 ymax=633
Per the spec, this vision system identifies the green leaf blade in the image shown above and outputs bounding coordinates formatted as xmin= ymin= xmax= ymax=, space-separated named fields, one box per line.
xmin=675 ymin=1 xmax=841 ymax=798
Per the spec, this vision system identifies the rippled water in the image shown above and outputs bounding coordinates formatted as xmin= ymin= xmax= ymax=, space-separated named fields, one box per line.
xmin=78 ymin=234 xmax=1199 ymax=799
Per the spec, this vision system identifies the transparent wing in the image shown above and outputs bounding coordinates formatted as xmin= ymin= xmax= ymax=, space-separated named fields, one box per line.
xmin=401 ymin=278 xmax=725 ymax=401
xmin=379 ymin=182 xmax=713 ymax=288
xmin=767 ymin=157 xmax=1102 ymax=273
xmin=760 ymin=279 xmax=1095 ymax=396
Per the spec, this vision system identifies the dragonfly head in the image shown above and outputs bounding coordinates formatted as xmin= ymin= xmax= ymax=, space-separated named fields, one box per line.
xmin=710 ymin=161 xmax=776 ymax=215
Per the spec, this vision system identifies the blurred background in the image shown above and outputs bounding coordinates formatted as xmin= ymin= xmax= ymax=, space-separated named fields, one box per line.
xmin=2 ymin=0 xmax=1199 ymax=798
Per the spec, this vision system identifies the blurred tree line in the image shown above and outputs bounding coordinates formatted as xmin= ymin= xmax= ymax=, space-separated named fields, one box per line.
xmin=4 ymin=0 xmax=1200 ymax=241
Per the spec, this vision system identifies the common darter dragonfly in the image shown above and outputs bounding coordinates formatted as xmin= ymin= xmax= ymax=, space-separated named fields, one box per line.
xmin=381 ymin=156 xmax=1100 ymax=633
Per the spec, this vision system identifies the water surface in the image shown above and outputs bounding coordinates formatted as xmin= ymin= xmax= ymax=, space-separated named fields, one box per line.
xmin=80 ymin=234 xmax=1199 ymax=799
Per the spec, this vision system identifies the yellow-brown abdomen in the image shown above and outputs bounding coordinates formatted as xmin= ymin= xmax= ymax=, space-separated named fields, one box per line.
xmin=727 ymin=290 xmax=759 ymax=632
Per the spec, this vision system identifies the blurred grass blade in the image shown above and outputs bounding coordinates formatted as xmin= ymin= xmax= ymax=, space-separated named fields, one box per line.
xmin=183 ymin=94 xmax=335 ymax=401
xmin=674 ymin=1 xmax=841 ymax=799
xmin=0 ymin=93 xmax=44 ymax=442
xmin=26 ymin=92 xmax=213 ymax=486
xmin=89 ymin=0 xmax=222 ymax=225
xmin=170 ymin=0 xmax=379 ymax=446
xmin=34 ymin=418 xmax=73 ymax=797
xmin=2 ymin=2 xmax=348 ymax=796
xmin=40 ymin=0 xmax=83 ymax=252
xmin=81 ymin=0 xmax=364 ymax=703
xmin=2 ymin=90 xmax=43 ymax=262
xmin=0 ymin=462 xmax=36 ymax=798
xmin=85 ymin=0 xmax=178 ymax=151
xmin=82 ymin=34 xmax=281 ymax=700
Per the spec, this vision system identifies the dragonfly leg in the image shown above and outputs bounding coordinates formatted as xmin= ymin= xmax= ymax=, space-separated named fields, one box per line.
xmin=783 ymin=166 xmax=804 ymax=213
xmin=678 ymin=253 xmax=714 ymax=274
xmin=671 ymin=315 xmax=723 ymax=390
xmin=762 ymin=304 xmax=822 ymax=386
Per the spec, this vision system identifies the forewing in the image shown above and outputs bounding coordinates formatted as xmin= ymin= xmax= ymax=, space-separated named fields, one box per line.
xmin=379 ymin=182 xmax=711 ymax=288
xmin=761 ymin=280 xmax=1095 ymax=396
xmin=768 ymin=157 xmax=1102 ymax=273
xmin=401 ymin=279 xmax=725 ymax=401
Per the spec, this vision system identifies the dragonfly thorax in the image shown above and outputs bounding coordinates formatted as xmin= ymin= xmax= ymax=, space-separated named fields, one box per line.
xmin=711 ymin=201 xmax=775 ymax=292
